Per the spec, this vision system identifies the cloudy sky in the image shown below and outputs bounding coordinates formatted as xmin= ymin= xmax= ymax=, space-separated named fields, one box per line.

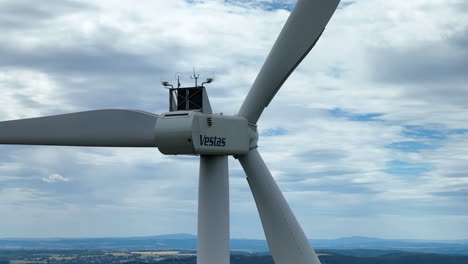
xmin=1 ymin=0 xmax=467 ymax=240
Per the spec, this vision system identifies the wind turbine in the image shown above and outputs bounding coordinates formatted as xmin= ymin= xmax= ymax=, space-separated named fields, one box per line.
xmin=0 ymin=0 xmax=341 ymax=263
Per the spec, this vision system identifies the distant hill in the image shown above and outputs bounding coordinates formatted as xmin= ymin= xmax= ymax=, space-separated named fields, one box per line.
xmin=310 ymin=236 xmax=468 ymax=255
xmin=132 ymin=234 xmax=196 ymax=240
xmin=1 ymin=235 xmax=467 ymax=255
xmin=318 ymin=251 xmax=468 ymax=264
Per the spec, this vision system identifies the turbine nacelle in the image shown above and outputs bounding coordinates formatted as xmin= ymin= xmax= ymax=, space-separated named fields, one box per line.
xmin=155 ymin=111 xmax=254 ymax=155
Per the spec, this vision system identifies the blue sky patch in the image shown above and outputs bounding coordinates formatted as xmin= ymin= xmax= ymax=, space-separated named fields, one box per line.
xmin=224 ymin=0 xmax=293 ymax=11
xmin=328 ymin=108 xmax=383 ymax=121
xmin=393 ymin=126 xmax=468 ymax=152
xmin=403 ymin=125 xmax=448 ymax=140
xmin=449 ymin=129 xmax=468 ymax=135
xmin=383 ymin=160 xmax=433 ymax=176
xmin=386 ymin=141 xmax=438 ymax=152
xmin=261 ymin=127 xmax=287 ymax=136
xmin=260 ymin=2 xmax=293 ymax=11
xmin=403 ymin=126 xmax=468 ymax=140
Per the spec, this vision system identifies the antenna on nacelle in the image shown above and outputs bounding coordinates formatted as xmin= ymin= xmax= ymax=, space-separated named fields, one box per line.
xmin=175 ymin=72 xmax=182 ymax=88
xmin=190 ymin=67 xmax=200 ymax=87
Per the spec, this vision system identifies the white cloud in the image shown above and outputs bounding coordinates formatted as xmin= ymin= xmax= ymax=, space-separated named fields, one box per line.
xmin=42 ymin=173 xmax=70 ymax=183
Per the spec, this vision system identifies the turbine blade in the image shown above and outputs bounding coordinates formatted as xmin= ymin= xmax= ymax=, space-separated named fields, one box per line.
xmin=238 ymin=0 xmax=341 ymax=124
xmin=0 ymin=109 xmax=158 ymax=147
xmin=238 ymin=149 xmax=320 ymax=264
xmin=198 ymin=155 xmax=230 ymax=264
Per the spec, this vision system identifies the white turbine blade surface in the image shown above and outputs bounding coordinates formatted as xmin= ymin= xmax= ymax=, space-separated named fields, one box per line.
xmin=238 ymin=0 xmax=341 ymax=124
xmin=0 ymin=109 xmax=159 ymax=147
xmin=238 ymin=149 xmax=321 ymax=264
xmin=198 ymin=155 xmax=230 ymax=264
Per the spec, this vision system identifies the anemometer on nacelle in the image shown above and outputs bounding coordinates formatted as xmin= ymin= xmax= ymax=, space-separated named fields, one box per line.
xmin=158 ymin=73 xmax=255 ymax=156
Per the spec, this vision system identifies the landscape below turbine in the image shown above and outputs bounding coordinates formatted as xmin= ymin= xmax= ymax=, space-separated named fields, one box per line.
xmin=0 ymin=0 xmax=341 ymax=264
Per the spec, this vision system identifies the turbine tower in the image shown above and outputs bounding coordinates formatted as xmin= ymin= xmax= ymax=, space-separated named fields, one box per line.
xmin=0 ymin=0 xmax=341 ymax=263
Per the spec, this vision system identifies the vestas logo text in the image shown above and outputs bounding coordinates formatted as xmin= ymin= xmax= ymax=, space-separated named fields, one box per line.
xmin=200 ymin=135 xmax=226 ymax=147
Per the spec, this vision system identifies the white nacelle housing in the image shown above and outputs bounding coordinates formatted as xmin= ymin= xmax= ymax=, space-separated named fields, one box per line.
xmin=155 ymin=111 xmax=250 ymax=155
